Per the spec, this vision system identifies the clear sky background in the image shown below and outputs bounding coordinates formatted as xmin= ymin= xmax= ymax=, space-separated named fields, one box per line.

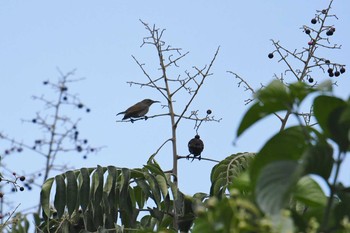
xmin=0 ymin=0 xmax=350 ymax=217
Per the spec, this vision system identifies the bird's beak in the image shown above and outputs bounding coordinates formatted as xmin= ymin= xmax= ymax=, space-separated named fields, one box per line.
xmin=153 ymin=100 xmax=160 ymax=103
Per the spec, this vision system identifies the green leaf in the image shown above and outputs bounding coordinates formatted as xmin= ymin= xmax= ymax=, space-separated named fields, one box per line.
xmin=40 ymin=177 xmax=54 ymax=218
xmin=144 ymin=172 xmax=162 ymax=207
xmin=210 ymin=153 xmax=254 ymax=196
xmin=270 ymin=214 xmax=295 ymax=233
xmin=66 ymin=170 xmax=78 ymax=216
xmin=79 ymin=167 xmax=91 ymax=212
xmin=303 ymin=140 xmax=334 ymax=180
xmin=156 ymin=174 xmax=168 ymax=198
xmin=255 ymin=160 xmax=302 ymax=215
xmin=237 ymin=80 xmax=293 ymax=137
xmin=92 ymin=165 xmax=104 ymax=204
xmin=313 ymin=95 xmax=346 ymax=138
xmin=250 ymin=126 xmax=308 ymax=186
xmin=134 ymin=185 xmax=145 ymax=209
xmin=293 ymin=176 xmax=327 ymax=207
xmin=54 ymin=174 xmax=66 ymax=218
xmin=256 ymin=80 xmax=292 ymax=106
xmin=328 ymin=105 xmax=350 ymax=152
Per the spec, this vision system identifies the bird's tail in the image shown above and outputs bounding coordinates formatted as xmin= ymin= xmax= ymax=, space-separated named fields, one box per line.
xmin=116 ymin=111 xmax=125 ymax=116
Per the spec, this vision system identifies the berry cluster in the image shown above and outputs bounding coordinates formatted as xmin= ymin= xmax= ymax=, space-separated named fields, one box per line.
xmin=268 ymin=6 xmax=346 ymax=84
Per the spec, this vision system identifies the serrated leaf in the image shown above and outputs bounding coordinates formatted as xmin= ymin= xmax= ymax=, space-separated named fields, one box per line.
xmin=210 ymin=153 xmax=254 ymax=196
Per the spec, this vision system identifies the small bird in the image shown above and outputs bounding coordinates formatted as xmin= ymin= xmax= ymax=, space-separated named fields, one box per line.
xmin=116 ymin=99 xmax=159 ymax=121
xmin=188 ymin=135 xmax=204 ymax=161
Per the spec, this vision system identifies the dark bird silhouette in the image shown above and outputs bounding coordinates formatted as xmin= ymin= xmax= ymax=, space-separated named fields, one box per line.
xmin=188 ymin=135 xmax=204 ymax=161
xmin=117 ymin=99 xmax=159 ymax=120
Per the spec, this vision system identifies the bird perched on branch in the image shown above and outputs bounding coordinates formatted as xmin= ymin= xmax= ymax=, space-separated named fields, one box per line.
xmin=116 ymin=99 xmax=159 ymax=121
xmin=188 ymin=135 xmax=204 ymax=161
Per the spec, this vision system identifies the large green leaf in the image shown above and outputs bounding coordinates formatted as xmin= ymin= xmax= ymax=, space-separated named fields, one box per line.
xmin=302 ymin=139 xmax=334 ymax=180
xmin=255 ymin=160 xmax=303 ymax=215
xmin=250 ymin=126 xmax=309 ymax=186
xmin=314 ymin=95 xmax=350 ymax=152
xmin=293 ymin=176 xmax=327 ymax=207
xmin=313 ymin=95 xmax=345 ymax=138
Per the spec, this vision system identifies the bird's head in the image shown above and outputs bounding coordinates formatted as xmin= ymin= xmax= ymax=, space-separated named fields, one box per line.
xmin=142 ymin=99 xmax=160 ymax=106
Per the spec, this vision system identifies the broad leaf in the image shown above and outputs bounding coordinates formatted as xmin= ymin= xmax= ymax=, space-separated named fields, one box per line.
xmin=293 ymin=176 xmax=327 ymax=207
xmin=255 ymin=160 xmax=302 ymax=215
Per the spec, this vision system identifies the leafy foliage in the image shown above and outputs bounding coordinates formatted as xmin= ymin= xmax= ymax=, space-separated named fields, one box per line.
xmin=210 ymin=152 xmax=255 ymax=197
xmin=39 ymin=160 xmax=177 ymax=232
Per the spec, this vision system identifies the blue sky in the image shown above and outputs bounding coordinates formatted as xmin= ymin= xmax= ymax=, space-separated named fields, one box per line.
xmin=1 ymin=0 xmax=350 ymax=217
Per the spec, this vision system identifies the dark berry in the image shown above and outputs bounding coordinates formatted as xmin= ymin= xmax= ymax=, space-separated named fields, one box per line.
xmin=60 ymin=86 xmax=68 ymax=92
xmin=63 ymin=96 xmax=68 ymax=101
xmin=268 ymin=53 xmax=274 ymax=59
xmin=308 ymin=78 xmax=314 ymax=83
xmin=19 ymin=187 xmax=24 ymax=191
xmin=325 ymin=60 xmax=330 ymax=64
xmin=311 ymin=18 xmax=317 ymax=24
xmin=17 ymin=148 xmax=23 ymax=153
xmin=340 ymin=67 xmax=346 ymax=74
xmin=327 ymin=68 xmax=333 ymax=74
xmin=12 ymin=172 xmax=16 ymax=176
xmin=90 ymin=148 xmax=95 ymax=152
xmin=86 ymin=108 xmax=91 ymax=113
xmin=330 ymin=27 xmax=336 ymax=32
xmin=43 ymin=81 xmax=49 ymax=85
xmin=334 ymin=71 xmax=340 ymax=77
xmin=0 ymin=192 xmax=4 ymax=198
xmin=28 ymin=186 xmax=32 ymax=190
xmin=19 ymin=176 xmax=25 ymax=181
xmin=308 ymin=41 xmax=314 ymax=46
xmin=329 ymin=72 xmax=334 ymax=77
xmin=74 ymin=131 xmax=79 ymax=140
xmin=32 ymin=119 xmax=37 ymax=123
xmin=83 ymin=139 xmax=88 ymax=144
xmin=4 ymin=150 xmax=9 ymax=155
xmin=77 ymin=103 xmax=84 ymax=109
xmin=83 ymin=155 xmax=87 ymax=159
xmin=206 ymin=109 xmax=212 ymax=115
xmin=76 ymin=146 xmax=83 ymax=152
xmin=11 ymin=188 xmax=16 ymax=192
xmin=305 ymin=29 xmax=311 ymax=34
xmin=38 ymin=173 xmax=42 ymax=177
xmin=35 ymin=140 xmax=42 ymax=144
xmin=322 ymin=9 xmax=327 ymax=14
xmin=326 ymin=30 xmax=333 ymax=36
